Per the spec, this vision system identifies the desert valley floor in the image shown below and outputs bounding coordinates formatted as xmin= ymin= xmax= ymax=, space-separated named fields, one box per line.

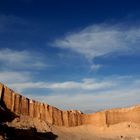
xmin=0 ymin=83 xmax=140 ymax=140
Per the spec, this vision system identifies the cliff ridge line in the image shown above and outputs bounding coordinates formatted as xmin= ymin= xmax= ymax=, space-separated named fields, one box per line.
xmin=0 ymin=82 xmax=140 ymax=127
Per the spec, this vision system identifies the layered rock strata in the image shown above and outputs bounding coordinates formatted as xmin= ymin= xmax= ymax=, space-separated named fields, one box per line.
xmin=0 ymin=83 xmax=140 ymax=127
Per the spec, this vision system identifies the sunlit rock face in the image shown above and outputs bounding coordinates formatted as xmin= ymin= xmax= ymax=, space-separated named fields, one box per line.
xmin=0 ymin=83 xmax=83 ymax=127
xmin=0 ymin=82 xmax=140 ymax=127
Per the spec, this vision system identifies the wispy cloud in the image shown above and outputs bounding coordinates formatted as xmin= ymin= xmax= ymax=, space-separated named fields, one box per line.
xmin=0 ymin=48 xmax=48 ymax=91
xmin=0 ymin=71 xmax=31 ymax=83
xmin=0 ymin=48 xmax=47 ymax=70
xmin=28 ymin=76 xmax=140 ymax=112
xmin=32 ymin=88 xmax=140 ymax=112
xmin=8 ymin=77 xmax=115 ymax=92
xmin=3 ymin=74 xmax=140 ymax=112
xmin=90 ymin=64 xmax=102 ymax=71
xmin=53 ymin=24 xmax=140 ymax=60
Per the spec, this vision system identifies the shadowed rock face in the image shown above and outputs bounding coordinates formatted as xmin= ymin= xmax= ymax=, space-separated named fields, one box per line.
xmin=0 ymin=82 xmax=140 ymax=127
xmin=0 ymin=124 xmax=58 ymax=140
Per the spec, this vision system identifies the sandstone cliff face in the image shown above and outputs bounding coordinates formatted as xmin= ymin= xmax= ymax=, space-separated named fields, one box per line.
xmin=82 ymin=106 xmax=140 ymax=127
xmin=0 ymin=83 xmax=83 ymax=127
xmin=0 ymin=83 xmax=140 ymax=127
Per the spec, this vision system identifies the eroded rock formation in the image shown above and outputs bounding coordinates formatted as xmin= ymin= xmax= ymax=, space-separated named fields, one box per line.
xmin=0 ymin=83 xmax=83 ymax=127
xmin=0 ymin=82 xmax=140 ymax=127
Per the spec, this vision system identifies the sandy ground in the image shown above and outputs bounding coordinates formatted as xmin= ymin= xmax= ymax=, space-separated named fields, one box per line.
xmin=53 ymin=122 xmax=140 ymax=140
xmin=4 ymin=116 xmax=140 ymax=140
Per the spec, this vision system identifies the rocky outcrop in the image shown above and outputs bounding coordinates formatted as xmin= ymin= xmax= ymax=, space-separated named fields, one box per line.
xmin=82 ymin=106 xmax=140 ymax=127
xmin=0 ymin=83 xmax=140 ymax=127
xmin=0 ymin=83 xmax=83 ymax=127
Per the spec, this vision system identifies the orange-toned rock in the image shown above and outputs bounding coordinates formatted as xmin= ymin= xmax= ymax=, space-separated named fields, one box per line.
xmin=11 ymin=92 xmax=15 ymax=112
xmin=21 ymin=96 xmax=29 ymax=116
xmin=62 ymin=111 xmax=69 ymax=127
xmin=0 ymin=83 xmax=3 ymax=100
xmin=44 ymin=104 xmax=52 ymax=123
xmin=2 ymin=86 xmax=13 ymax=110
xmin=29 ymin=99 xmax=34 ymax=117
xmin=83 ymin=112 xmax=106 ymax=126
xmin=0 ymin=83 xmax=140 ymax=127
xmin=14 ymin=93 xmax=21 ymax=114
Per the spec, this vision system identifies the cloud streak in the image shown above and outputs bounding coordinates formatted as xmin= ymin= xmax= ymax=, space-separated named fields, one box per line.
xmin=32 ymin=88 xmax=140 ymax=112
xmin=53 ymin=24 xmax=140 ymax=60
xmin=8 ymin=78 xmax=115 ymax=92
xmin=0 ymin=71 xmax=31 ymax=83
xmin=3 ymin=74 xmax=140 ymax=112
xmin=90 ymin=64 xmax=102 ymax=71
xmin=0 ymin=48 xmax=47 ymax=70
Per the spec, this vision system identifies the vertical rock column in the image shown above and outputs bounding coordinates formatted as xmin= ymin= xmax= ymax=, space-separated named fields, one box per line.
xmin=53 ymin=107 xmax=63 ymax=126
xmin=29 ymin=99 xmax=34 ymax=117
xmin=11 ymin=92 xmax=15 ymax=112
xmin=2 ymin=86 xmax=13 ymax=110
xmin=44 ymin=104 xmax=53 ymax=124
xmin=0 ymin=83 xmax=3 ymax=101
xmin=21 ymin=96 xmax=29 ymax=116
xmin=40 ymin=103 xmax=46 ymax=120
xmin=77 ymin=112 xmax=82 ymax=126
xmin=68 ymin=111 xmax=76 ymax=126
xmin=14 ymin=93 xmax=21 ymax=114
xmin=62 ymin=111 xmax=69 ymax=127
xmin=33 ymin=101 xmax=40 ymax=118
xmin=48 ymin=105 xmax=53 ymax=124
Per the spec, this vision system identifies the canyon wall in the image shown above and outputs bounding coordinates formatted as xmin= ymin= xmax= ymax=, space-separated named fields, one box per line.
xmin=0 ymin=83 xmax=83 ymax=127
xmin=82 ymin=106 xmax=140 ymax=127
xmin=0 ymin=83 xmax=140 ymax=127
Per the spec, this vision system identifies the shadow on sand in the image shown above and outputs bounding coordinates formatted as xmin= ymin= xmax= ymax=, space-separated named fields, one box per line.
xmin=0 ymin=124 xmax=58 ymax=140
xmin=0 ymin=88 xmax=58 ymax=140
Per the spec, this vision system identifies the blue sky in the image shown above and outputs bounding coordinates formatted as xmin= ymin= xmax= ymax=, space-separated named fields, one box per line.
xmin=0 ymin=0 xmax=140 ymax=112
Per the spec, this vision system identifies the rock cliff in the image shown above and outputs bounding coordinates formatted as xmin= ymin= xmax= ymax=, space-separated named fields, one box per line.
xmin=0 ymin=82 xmax=140 ymax=127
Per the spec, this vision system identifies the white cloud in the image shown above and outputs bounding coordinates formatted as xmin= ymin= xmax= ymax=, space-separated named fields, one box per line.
xmin=8 ymin=78 xmax=115 ymax=92
xmin=0 ymin=71 xmax=31 ymax=83
xmin=90 ymin=64 xmax=102 ymax=71
xmin=0 ymin=48 xmax=47 ymax=70
xmin=0 ymin=48 xmax=48 ymax=91
xmin=53 ymin=24 xmax=140 ymax=60
xmin=33 ymin=88 xmax=140 ymax=112
xmin=3 ymin=75 xmax=140 ymax=112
